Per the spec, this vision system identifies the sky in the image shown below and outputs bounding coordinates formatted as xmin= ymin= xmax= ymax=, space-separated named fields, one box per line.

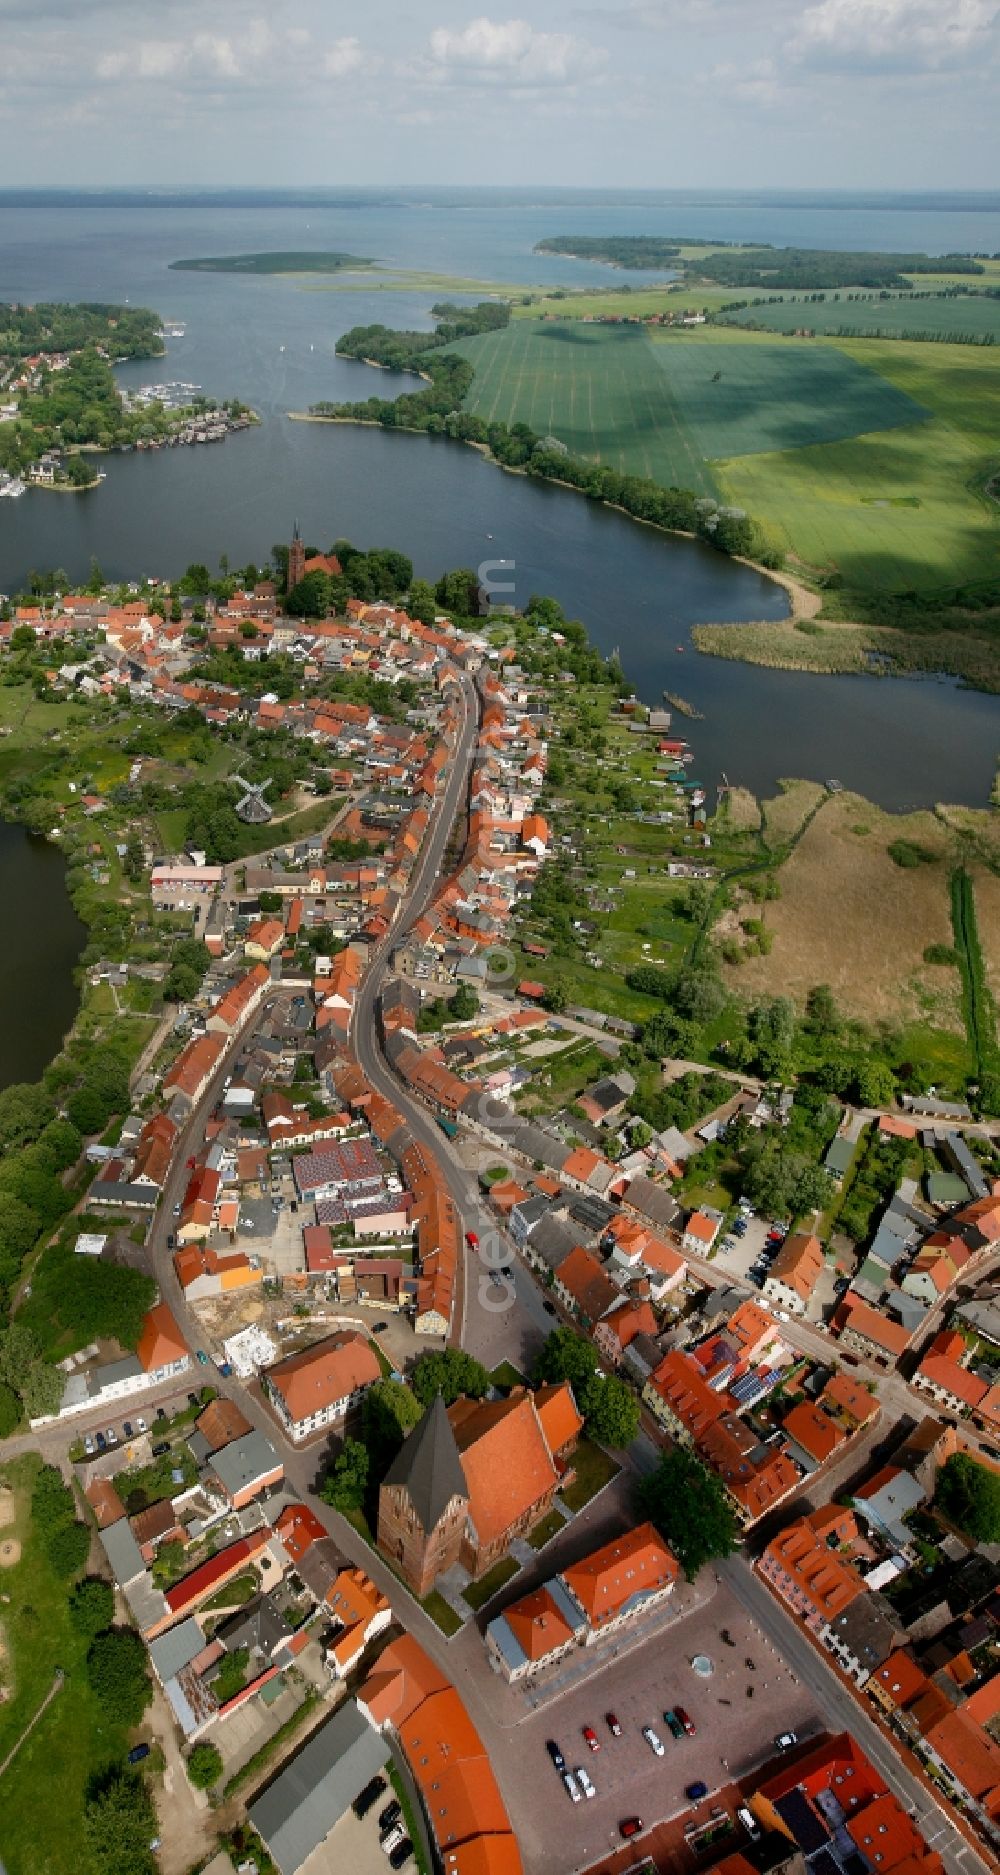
xmin=1 ymin=0 xmax=997 ymax=191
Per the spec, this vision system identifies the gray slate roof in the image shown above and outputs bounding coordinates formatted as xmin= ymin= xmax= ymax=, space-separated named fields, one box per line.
xmin=211 ymin=1429 xmax=282 ymax=1499
xmin=248 ymin=1699 xmax=389 ymax=1875
xmin=382 ymin=1390 xmax=467 ymax=1534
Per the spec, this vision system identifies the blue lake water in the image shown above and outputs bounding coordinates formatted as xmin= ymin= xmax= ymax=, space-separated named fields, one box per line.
xmin=0 ymin=187 xmax=997 ymax=810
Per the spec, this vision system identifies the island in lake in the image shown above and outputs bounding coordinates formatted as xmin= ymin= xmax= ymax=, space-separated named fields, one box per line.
xmin=0 ymin=300 xmax=257 ymax=493
xmin=170 ymin=250 xmax=375 ymax=274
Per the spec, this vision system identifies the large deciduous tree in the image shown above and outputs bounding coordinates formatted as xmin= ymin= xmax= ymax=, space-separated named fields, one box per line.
xmin=638 ymin=1447 xmax=738 ymax=1580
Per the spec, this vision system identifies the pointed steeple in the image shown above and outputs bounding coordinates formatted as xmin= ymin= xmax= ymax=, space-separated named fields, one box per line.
xmin=382 ymin=1392 xmax=468 ymax=1533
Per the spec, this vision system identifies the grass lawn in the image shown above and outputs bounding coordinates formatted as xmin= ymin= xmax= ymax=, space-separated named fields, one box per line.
xmin=446 ymin=321 xmax=717 ymax=494
xmin=461 ymin=1558 xmax=521 ymax=1611
xmin=0 ymin=1456 xmax=130 ymax=1875
xmin=202 ymin=1572 xmax=259 ymax=1612
xmin=526 ymin=1508 xmax=567 ymax=1551
xmin=489 ymin=1361 xmax=526 ymax=1390
xmin=420 ymin=1590 xmax=463 ymax=1637
xmin=559 ymin=1437 xmax=621 ymax=1513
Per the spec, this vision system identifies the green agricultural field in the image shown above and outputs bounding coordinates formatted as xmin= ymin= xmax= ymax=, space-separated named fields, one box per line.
xmin=647 ymin=333 xmax=927 ymax=459
xmin=447 ymin=321 xmax=716 ymax=494
xmin=721 ymin=292 xmax=1000 ymax=341
xmin=716 ymin=338 xmax=1000 ymax=592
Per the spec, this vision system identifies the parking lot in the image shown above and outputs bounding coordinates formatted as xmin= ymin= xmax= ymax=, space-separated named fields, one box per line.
xmin=490 ymin=1576 xmax=824 ymax=1875
xmin=300 ymin=1780 xmax=417 ymax=1875
xmin=709 ymin=1212 xmax=772 ymax=1283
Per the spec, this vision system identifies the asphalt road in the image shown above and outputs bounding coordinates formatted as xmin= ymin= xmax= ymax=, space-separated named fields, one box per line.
xmin=14 ymin=668 xmax=992 ymax=1875
xmin=720 ymin=1557 xmax=991 ymax=1875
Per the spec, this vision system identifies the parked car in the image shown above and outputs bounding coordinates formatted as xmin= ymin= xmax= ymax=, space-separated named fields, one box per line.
xmin=381 ymin=1825 xmax=406 ymax=1855
xmin=575 ymin=1766 xmax=596 ymax=1800
xmin=465 ymin=1230 xmax=479 ymax=1248
xmin=619 ymin=1818 xmax=643 ymax=1840
xmin=378 ymin=1800 xmax=402 ymax=1833
xmin=166 ymin=1234 xmax=176 ymax=1249
xmin=95 ymin=1431 xmax=106 ymax=1451
xmin=675 ymin=1706 xmax=696 ymax=1736
xmin=388 ymin=1841 xmax=413 ymax=1870
xmin=543 ymin=1300 xmax=557 ymax=1315
xmin=776 ymin=1731 xmax=798 ymax=1751
xmin=172 ymin=1202 xmax=181 ymax=1216
xmin=353 ymin=1775 xmax=386 ymax=1819
xmin=371 ymin=1322 xmax=389 ymax=1334
xmin=546 ymin=1740 xmax=566 ymax=1772
xmin=127 ymin=1743 xmax=150 ymax=1764
xmin=83 ymin=1435 xmax=94 ymax=1456
xmin=105 ymin=1427 xmax=118 ymax=1446
xmin=642 ymin=1727 xmax=665 ymax=1757
xmin=663 ymin=1709 xmax=685 ymax=1741
xmin=151 ymin=1441 xmax=170 ymax=1458
xmin=686 ymin=1781 xmax=708 ymax=1802
xmin=135 ymin=1418 xmax=147 ymax=1435
xmin=582 ymin=1725 xmax=599 ymax=1752
xmin=123 ymin=1422 xmax=133 ymax=1440
xmin=562 ymin=1771 xmax=582 ymax=1803
xmin=605 ymin=1711 xmax=622 ymax=1737
xmin=196 ymin=1350 xmax=210 ymax=1366
xmin=738 ymin=1807 xmax=763 ymax=1840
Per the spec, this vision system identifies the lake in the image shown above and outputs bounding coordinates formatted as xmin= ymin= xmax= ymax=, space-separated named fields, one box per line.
xmin=1 ymin=186 xmax=998 ymax=810
xmin=0 ymin=818 xmax=87 ymax=1090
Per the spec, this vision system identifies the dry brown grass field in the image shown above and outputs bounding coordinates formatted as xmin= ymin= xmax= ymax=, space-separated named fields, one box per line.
xmin=971 ymin=870 xmax=1000 ymax=1005
xmin=725 ymin=794 xmax=961 ymax=1024
xmin=761 ymin=779 xmax=827 ymax=849
xmin=722 ymin=786 xmax=762 ymax=832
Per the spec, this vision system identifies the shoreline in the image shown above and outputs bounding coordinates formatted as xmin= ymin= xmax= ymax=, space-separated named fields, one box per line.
xmin=287 ymin=409 xmax=998 ymax=694
xmin=286 ymin=408 xmax=801 ymax=625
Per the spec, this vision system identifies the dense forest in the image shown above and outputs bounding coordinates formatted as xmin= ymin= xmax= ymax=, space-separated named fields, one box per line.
xmin=0 ymin=301 xmax=164 ymax=362
xmin=535 ymin=235 xmax=987 ymax=289
xmin=334 ymin=299 xmax=509 ymax=373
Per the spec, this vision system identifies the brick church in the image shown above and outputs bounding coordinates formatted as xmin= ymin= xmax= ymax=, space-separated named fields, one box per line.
xmin=286 ymin=521 xmax=342 ymax=593
xmin=377 ymin=1383 xmax=583 ymax=1598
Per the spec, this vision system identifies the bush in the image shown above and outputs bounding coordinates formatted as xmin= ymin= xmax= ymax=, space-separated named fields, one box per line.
xmin=888 ymin=839 xmax=936 ymax=868
xmin=186 ymin=1742 xmax=223 ymax=1790
xmin=924 ymin=943 xmax=958 ymax=966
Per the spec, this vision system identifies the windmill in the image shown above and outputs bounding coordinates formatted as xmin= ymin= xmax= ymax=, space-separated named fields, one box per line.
xmin=231 ymin=772 xmax=274 ymax=825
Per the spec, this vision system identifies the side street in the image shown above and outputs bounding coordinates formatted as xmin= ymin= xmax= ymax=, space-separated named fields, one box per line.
xmin=0 ymin=543 xmax=999 ymax=1875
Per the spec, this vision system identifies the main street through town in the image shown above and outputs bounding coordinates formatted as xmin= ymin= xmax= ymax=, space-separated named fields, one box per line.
xmin=9 ymin=666 xmax=989 ymax=1875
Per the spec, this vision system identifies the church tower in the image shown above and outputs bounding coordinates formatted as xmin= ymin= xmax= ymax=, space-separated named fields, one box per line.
xmin=377 ymin=1393 xmax=469 ymax=1597
xmin=287 ymin=520 xmax=305 ymax=593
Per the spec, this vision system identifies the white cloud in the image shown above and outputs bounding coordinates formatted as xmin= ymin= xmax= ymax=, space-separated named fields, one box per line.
xmin=95 ymin=17 xmax=280 ymax=85
xmin=793 ymin=0 xmax=999 ymax=72
xmin=424 ymin=15 xmax=606 ymax=87
xmin=322 ymin=36 xmax=378 ymax=79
